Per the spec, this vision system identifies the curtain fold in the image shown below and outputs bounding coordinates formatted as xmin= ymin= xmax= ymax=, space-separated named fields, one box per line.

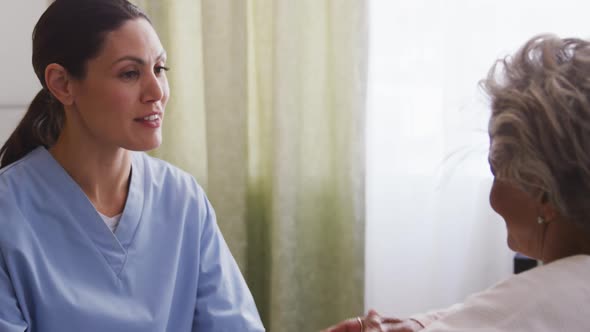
xmin=134 ymin=1 xmax=367 ymax=330
xmin=134 ymin=0 xmax=209 ymax=187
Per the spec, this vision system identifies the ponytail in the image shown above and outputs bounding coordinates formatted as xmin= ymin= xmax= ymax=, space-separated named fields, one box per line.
xmin=0 ymin=89 xmax=64 ymax=169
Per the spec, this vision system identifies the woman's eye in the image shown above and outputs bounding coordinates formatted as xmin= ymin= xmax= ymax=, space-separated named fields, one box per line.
xmin=120 ymin=70 xmax=140 ymax=80
xmin=155 ymin=66 xmax=170 ymax=75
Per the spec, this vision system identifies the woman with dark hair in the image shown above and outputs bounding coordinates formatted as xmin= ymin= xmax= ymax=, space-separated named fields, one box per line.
xmin=0 ymin=1 xmax=264 ymax=331
xmin=323 ymin=34 xmax=590 ymax=332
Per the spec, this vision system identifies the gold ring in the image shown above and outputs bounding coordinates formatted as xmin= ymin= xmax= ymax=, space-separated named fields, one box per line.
xmin=356 ymin=316 xmax=364 ymax=332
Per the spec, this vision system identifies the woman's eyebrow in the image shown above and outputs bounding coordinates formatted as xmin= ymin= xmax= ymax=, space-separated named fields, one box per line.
xmin=111 ymin=51 xmax=167 ymax=67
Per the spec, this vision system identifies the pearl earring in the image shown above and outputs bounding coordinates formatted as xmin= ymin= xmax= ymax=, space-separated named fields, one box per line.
xmin=537 ymin=216 xmax=546 ymax=224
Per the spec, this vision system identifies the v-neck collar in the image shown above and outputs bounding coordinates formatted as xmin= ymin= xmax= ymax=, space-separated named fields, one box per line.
xmin=30 ymin=147 xmax=145 ymax=277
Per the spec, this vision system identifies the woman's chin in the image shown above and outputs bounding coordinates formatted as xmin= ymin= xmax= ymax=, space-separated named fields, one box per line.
xmin=506 ymin=236 xmax=518 ymax=252
xmin=124 ymin=138 xmax=162 ymax=152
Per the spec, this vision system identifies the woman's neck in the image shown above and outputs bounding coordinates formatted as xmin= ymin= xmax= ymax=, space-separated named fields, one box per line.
xmin=49 ymin=129 xmax=132 ymax=218
xmin=541 ymin=219 xmax=590 ymax=264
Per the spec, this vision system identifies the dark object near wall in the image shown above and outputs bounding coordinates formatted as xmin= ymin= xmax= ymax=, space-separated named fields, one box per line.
xmin=514 ymin=253 xmax=538 ymax=274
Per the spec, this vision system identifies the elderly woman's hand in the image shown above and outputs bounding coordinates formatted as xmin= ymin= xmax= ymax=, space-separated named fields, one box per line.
xmin=364 ymin=310 xmax=424 ymax=332
xmin=321 ymin=317 xmax=364 ymax=332
xmin=321 ymin=310 xmax=424 ymax=332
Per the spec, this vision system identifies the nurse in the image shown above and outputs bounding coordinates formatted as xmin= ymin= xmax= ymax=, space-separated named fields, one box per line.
xmin=0 ymin=0 xmax=264 ymax=331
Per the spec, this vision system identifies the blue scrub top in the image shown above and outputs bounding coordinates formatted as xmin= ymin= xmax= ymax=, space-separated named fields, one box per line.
xmin=0 ymin=147 xmax=265 ymax=332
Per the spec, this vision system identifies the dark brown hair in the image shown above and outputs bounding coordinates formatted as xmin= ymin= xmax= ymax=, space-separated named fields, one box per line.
xmin=0 ymin=0 xmax=149 ymax=168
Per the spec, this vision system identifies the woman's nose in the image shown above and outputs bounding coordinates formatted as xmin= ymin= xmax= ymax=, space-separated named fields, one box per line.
xmin=141 ymin=72 xmax=165 ymax=103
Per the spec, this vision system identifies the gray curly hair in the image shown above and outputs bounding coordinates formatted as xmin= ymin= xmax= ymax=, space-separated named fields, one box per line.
xmin=482 ymin=34 xmax=590 ymax=229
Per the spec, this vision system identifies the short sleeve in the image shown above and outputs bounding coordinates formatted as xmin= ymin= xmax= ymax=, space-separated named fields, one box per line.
xmin=0 ymin=249 xmax=28 ymax=332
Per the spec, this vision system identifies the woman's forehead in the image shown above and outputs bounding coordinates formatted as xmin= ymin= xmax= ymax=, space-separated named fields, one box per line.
xmin=97 ymin=18 xmax=165 ymax=64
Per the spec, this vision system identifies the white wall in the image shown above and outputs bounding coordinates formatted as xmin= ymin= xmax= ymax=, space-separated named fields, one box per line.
xmin=0 ymin=0 xmax=47 ymax=145
xmin=366 ymin=0 xmax=590 ymax=318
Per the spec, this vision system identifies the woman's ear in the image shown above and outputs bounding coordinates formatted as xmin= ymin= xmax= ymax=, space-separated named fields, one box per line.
xmin=540 ymin=199 xmax=559 ymax=222
xmin=45 ymin=63 xmax=75 ymax=106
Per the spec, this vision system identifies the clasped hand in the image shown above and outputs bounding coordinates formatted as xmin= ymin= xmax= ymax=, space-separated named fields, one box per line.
xmin=321 ymin=310 xmax=424 ymax=332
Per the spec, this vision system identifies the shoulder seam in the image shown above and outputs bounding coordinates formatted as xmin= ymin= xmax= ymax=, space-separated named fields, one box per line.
xmin=0 ymin=148 xmax=40 ymax=178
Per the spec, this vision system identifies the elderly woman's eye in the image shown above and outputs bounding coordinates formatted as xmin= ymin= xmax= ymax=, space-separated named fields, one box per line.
xmin=487 ymin=157 xmax=497 ymax=176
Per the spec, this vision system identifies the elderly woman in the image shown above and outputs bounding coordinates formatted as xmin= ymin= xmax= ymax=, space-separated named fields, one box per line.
xmin=324 ymin=34 xmax=590 ymax=332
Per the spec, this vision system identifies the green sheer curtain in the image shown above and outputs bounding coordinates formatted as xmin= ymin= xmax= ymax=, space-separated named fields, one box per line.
xmin=133 ymin=1 xmax=367 ymax=330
